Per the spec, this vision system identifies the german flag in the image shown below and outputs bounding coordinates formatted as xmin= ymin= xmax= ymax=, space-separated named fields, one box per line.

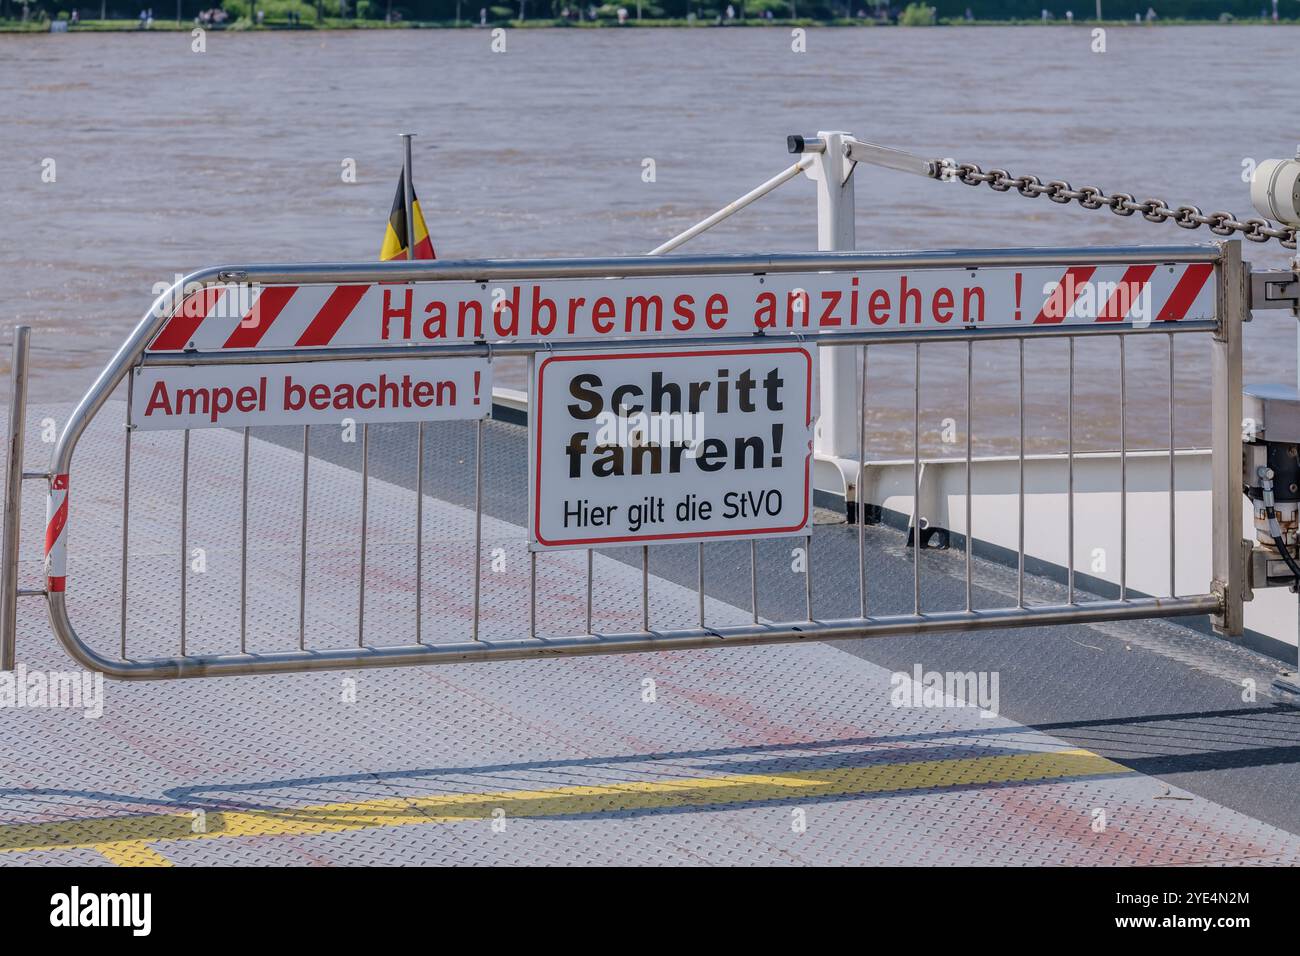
xmin=380 ymin=169 xmax=436 ymax=261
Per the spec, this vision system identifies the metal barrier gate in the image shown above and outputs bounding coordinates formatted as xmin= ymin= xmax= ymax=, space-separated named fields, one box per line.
xmin=0 ymin=238 xmax=1247 ymax=680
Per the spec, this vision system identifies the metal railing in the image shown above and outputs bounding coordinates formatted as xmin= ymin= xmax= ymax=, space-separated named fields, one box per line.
xmin=0 ymin=241 xmax=1245 ymax=680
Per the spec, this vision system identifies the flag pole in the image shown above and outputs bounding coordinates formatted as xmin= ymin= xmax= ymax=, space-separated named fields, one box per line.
xmin=400 ymin=132 xmax=416 ymax=260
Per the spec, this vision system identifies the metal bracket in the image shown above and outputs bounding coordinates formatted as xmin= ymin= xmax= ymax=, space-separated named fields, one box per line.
xmin=1240 ymin=538 xmax=1256 ymax=604
xmin=1249 ymin=270 xmax=1300 ymax=311
xmin=1245 ymin=545 xmax=1300 ymax=592
xmin=789 ymin=135 xmax=938 ymax=180
xmin=842 ymin=139 xmax=937 ymax=179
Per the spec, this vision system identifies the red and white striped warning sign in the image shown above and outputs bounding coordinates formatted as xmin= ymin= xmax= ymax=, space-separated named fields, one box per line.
xmin=146 ymin=262 xmax=1217 ymax=353
xmin=44 ymin=474 xmax=68 ymax=593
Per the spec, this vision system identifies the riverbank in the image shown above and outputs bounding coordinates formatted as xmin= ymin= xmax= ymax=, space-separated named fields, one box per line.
xmin=2 ymin=16 xmax=1296 ymax=31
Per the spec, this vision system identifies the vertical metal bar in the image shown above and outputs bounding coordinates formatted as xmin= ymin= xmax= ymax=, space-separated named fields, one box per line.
xmin=415 ymin=421 xmax=424 ymax=644
xmin=697 ymin=542 xmax=705 ymax=628
xmin=179 ymin=428 xmax=190 ymax=657
xmin=858 ymin=344 xmax=867 ymax=619
xmin=1119 ymin=336 xmax=1127 ymax=601
xmin=119 ymin=366 xmax=132 ymax=659
xmin=641 ymin=545 xmax=649 ymax=631
xmin=298 ymin=424 xmax=309 ymax=650
xmin=1211 ymin=243 xmax=1245 ymax=635
xmin=913 ymin=342 xmax=921 ymax=615
xmin=472 ymin=418 xmax=483 ymax=642
xmin=1067 ymin=337 xmax=1075 ymax=604
xmin=585 ymin=548 xmax=593 ymax=634
xmin=0 ymin=325 xmax=30 ymax=672
xmin=1017 ymin=339 xmax=1025 ymax=608
xmin=1168 ymin=332 xmax=1176 ymax=598
xmin=750 ymin=539 xmax=758 ymax=624
xmin=529 ymin=550 xmax=537 ymax=638
xmin=239 ymin=425 xmax=249 ymax=653
xmin=804 ymin=533 xmax=813 ymax=621
xmin=357 ymin=422 xmax=369 ymax=646
xmin=965 ymin=339 xmax=973 ymax=612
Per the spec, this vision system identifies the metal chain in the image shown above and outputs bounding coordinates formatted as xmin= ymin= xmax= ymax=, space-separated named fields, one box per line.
xmin=936 ymin=160 xmax=1297 ymax=250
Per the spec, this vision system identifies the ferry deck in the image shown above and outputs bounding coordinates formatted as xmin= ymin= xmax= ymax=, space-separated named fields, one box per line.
xmin=0 ymin=397 xmax=1297 ymax=867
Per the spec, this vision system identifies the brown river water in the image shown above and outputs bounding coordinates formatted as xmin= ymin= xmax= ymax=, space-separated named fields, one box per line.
xmin=1 ymin=25 xmax=1296 ymax=456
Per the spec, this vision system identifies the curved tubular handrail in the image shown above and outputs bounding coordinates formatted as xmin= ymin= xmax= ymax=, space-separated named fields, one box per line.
xmin=199 ymin=243 xmax=1221 ymax=285
xmin=49 ymin=596 xmax=1221 ymax=681
xmin=43 ymin=245 xmax=1227 ymax=680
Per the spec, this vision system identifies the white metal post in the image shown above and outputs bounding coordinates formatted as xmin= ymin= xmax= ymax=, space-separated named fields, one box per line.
xmin=804 ymin=130 xmax=861 ymax=470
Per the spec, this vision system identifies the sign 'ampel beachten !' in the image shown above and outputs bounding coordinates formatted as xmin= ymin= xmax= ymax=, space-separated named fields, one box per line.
xmin=129 ymin=357 xmax=491 ymax=430
xmin=530 ymin=345 xmax=816 ymax=550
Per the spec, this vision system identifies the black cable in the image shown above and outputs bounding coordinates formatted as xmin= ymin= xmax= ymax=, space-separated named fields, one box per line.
xmin=1265 ymin=505 xmax=1300 ymax=583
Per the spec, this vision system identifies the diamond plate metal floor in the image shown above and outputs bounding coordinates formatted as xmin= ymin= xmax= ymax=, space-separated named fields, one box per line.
xmin=0 ymin=402 xmax=1297 ymax=865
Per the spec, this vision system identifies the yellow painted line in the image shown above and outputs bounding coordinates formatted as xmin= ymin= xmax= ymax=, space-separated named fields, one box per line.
xmin=0 ymin=748 xmax=1125 ymax=863
xmin=96 ymin=843 xmax=173 ymax=867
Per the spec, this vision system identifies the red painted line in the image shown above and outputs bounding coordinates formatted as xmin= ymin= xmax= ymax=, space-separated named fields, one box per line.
xmin=46 ymin=577 xmax=65 ymax=593
xmin=1156 ymin=262 xmax=1214 ymax=323
xmin=294 ymin=285 xmax=368 ymax=347
xmin=150 ymin=288 xmax=225 ymax=351
xmin=222 ymin=286 xmax=298 ymax=349
xmin=1032 ymin=266 xmax=1096 ymax=324
xmin=1096 ymin=264 xmax=1157 ymax=322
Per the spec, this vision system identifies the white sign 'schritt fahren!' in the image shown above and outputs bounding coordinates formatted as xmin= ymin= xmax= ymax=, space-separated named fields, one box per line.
xmin=530 ymin=346 xmax=816 ymax=550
